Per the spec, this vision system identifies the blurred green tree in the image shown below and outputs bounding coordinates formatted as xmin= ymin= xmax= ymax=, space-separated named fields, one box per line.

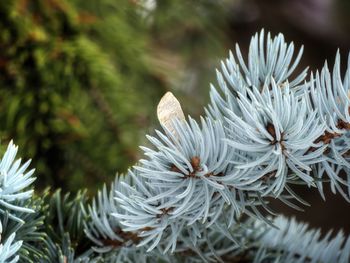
xmin=0 ymin=0 xmax=235 ymax=192
xmin=146 ymin=0 xmax=232 ymax=115
xmin=0 ymin=0 xmax=165 ymax=191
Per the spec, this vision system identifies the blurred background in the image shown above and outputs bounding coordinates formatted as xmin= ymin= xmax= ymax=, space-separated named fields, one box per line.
xmin=0 ymin=0 xmax=349 ymax=235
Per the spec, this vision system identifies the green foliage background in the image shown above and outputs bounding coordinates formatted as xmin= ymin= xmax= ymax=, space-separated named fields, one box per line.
xmin=0 ymin=0 xmax=231 ymax=192
xmin=0 ymin=0 xmax=165 ymax=191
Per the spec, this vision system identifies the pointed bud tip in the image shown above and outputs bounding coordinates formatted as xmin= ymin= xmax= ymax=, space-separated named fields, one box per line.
xmin=157 ymin=92 xmax=185 ymax=137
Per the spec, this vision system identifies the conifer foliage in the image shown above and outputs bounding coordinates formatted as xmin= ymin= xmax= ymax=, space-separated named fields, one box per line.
xmin=0 ymin=0 xmax=164 ymax=191
xmin=2 ymin=30 xmax=350 ymax=262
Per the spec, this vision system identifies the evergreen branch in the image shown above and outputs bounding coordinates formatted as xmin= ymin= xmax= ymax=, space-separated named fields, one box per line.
xmin=1 ymin=29 xmax=350 ymax=263
xmin=0 ymin=221 xmax=21 ymax=263
xmin=0 ymin=141 xmax=36 ymax=262
xmin=0 ymin=141 xmax=36 ymax=223
xmin=250 ymin=216 xmax=350 ymax=263
xmin=109 ymin=30 xmax=350 ymax=262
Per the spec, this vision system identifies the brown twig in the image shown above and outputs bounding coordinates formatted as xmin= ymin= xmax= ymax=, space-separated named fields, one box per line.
xmin=171 ymin=156 xmax=223 ymax=179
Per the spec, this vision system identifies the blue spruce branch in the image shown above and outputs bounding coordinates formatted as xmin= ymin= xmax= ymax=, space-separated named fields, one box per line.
xmin=2 ymin=30 xmax=350 ymax=263
xmin=88 ymin=30 xmax=350 ymax=262
xmin=0 ymin=141 xmax=36 ymax=262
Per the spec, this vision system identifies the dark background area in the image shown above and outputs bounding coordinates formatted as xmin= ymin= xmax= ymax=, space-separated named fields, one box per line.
xmin=0 ymin=0 xmax=349 ymax=238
